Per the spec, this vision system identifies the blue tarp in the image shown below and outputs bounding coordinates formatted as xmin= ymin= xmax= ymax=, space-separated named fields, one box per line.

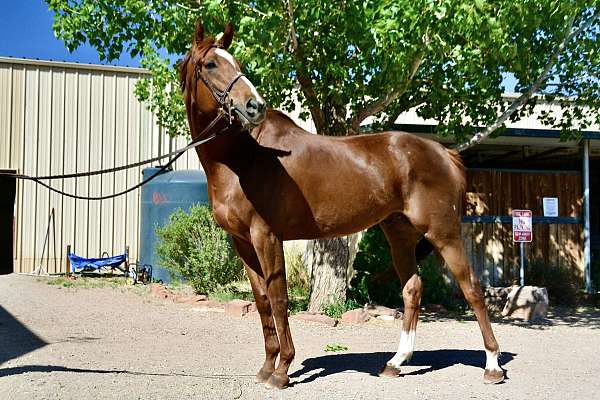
xmin=68 ymin=253 xmax=127 ymax=273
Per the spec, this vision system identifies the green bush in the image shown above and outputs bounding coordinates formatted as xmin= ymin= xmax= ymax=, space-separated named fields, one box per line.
xmin=155 ymin=205 xmax=243 ymax=294
xmin=349 ymin=225 xmax=457 ymax=310
xmin=349 ymin=226 xmax=403 ymax=307
xmin=592 ymin=250 xmax=600 ymax=293
xmin=322 ymin=299 xmax=361 ymax=319
xmin=284 ymin=241 xmax=310 ymax=294
xmin=525 ymin=259 xmax=580 ymax=306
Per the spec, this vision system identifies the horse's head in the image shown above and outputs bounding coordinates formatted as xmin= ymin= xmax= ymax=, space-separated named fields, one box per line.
xmin=180 ymin=21 xmax=266 ymax=130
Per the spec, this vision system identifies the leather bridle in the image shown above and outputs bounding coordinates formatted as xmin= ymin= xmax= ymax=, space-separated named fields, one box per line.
xmin=193 ymin=44 xmax=246 ymax=124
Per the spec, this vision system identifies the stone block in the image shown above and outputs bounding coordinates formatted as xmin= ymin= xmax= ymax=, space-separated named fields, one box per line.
xmin=341 ymin=309 xmax=371 ymax=324
xmin=292 ymin=312 xmax=338 ymax=327
xmin=225 ymin=299 xmax=253 ymax=317
xmin=502 ymin=286 xmax=549 ymax=321
xmin=364 ymin=304 xmax=402 ymax=319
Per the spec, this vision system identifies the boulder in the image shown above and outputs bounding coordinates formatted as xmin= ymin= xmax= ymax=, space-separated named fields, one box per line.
xmin=424 ymin=303 xmax=447 ymax=313
xmin=484 ymin=286 xmax=512 ymax=314
xmin=292 ymin=312 xmax=338 ymax=327
xmin=341 ymin=309 xmax=371 ymax=324
xmin=174 ymin=294 xmax=208 ymax=304
xmin=192 ymin=300 xmax=225 ymax=312
xmin=150 ymin=284 xmax=174 ymax=301
xmin=364 ymin=304 xmax=403 ymax=319
xmin=225 ymin=299 xmax=253 ymax=317
xmin=502 ymin=286 xmax=549 ymax=321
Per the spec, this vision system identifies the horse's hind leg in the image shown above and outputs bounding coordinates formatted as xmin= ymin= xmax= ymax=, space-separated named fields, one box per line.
xmin=232 ymin=238 xmax=280 ymax=383
xmin=378 ymin=214 xmax=424 ymax=377
xmin=424 ymin=224 xmax=504 ymax=384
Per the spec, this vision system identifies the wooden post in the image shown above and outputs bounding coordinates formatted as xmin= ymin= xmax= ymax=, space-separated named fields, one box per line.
xmin=65 ymin=244 xmax=71 ymax=277
xmin=583 ymin=140 xmax=592 ymax=294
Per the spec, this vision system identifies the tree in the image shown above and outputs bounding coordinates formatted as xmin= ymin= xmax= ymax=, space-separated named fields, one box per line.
xmin=47 ymin=0 xmax=600 ymax=310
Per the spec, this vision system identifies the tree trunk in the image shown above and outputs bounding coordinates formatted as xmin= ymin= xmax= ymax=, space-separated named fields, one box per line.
xmin=305 ymin=233 xmax=363 ymax=312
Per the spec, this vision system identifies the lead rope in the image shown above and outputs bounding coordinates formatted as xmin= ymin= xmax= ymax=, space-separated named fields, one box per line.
xmin=0 ymin=112 xmax=226 ymax=201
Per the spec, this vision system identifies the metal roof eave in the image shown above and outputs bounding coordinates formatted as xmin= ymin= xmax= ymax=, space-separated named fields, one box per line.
xmin=0 ymin=56 xmax=151 ymax=75
xmin=386 ymin=123 xmax=600 ymax=141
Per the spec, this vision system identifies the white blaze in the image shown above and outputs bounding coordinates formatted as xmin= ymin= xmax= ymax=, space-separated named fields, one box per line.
xmin=387 ymin=330 xmax=416 ymax=368
xmin=214 ymin=48 xmax=236 ymax=67
xmin=214 ymin=48 xmax=264 ymax=104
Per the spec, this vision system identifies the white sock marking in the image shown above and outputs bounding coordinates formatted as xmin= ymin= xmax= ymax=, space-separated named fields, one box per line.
xmin=485 ymin=349 xmax=501 ymax=371
xmin=387 ymin=330 xmax=416 ymax=368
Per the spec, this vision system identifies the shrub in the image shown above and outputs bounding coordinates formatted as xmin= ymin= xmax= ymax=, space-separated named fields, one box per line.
xmin=283 ymin=241 xmax=310 ymax=293
xmin=525 ymin=259 xmax=580 ymax=306
xmin=349 ymin=225 xmax=457 ymax=310
xmin=349 ymin=226 xmax=403 ymax=307
xmin=155 ymin=205 xmax=243 ymax=294
xmin=322 ymin=299 xmax=361 ymax=319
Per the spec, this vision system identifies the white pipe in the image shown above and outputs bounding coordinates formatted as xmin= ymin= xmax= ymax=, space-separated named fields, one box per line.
xmin=583 ymin=140 xmax=592 ymax=294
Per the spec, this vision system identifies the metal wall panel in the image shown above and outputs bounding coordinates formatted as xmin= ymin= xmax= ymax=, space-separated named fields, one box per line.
xmin=0 ymin=58 xmax=169 ymax=274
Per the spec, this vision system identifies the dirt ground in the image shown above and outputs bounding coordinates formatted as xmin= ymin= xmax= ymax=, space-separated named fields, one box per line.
xmin=1 ymin=274 xmax=599 ymax=400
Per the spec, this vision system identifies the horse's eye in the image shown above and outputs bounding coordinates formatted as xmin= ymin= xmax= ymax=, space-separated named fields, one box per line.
xmin=205 ymin=61 xmax=217 ymax=70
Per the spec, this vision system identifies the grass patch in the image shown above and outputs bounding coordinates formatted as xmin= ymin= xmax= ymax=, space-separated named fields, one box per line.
xmin=209 ymin=285 xmax=254 ymax=303
xmin=43 ymin=275 xmax=128 ymax=289
xmin=324 ymin=343 xmax=348 ymax=352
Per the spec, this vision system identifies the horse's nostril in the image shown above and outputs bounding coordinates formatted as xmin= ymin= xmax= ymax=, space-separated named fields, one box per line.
xmin=257 ymin=101 xmax=266 ymax=113
xmin=247 ymin=98 xmax=258 ymax=111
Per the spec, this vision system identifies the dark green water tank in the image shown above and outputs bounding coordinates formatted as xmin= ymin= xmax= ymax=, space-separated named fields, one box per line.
xmin=140 ymin=167 xmax=209 ymax=283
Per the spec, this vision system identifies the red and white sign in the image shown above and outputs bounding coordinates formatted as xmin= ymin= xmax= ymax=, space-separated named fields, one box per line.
xmin=512 ymin=209 xmax=532 ymax=242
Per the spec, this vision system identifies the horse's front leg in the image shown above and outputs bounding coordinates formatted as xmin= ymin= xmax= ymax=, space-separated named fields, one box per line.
xmin=251 ymin=226 xmax=294 ymax=389
xmin=232 ymin=238 xmax=279 ymax=383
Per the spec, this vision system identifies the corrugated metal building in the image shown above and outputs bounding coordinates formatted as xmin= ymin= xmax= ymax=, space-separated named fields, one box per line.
xmin=0 ymin=57 xmax=199 ymax=274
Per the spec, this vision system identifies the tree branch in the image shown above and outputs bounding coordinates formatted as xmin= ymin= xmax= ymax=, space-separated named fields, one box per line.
xmin=285 ymin=0 xmax=328 ymax=133
xmin=454 ymin=10 xmax=599 ymax=152
xmin=350 ymin=38 xmax=428 ymax=134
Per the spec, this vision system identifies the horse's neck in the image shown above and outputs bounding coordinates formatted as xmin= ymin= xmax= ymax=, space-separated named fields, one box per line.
xmin=192 ymin=116 xmax=256 ymax=180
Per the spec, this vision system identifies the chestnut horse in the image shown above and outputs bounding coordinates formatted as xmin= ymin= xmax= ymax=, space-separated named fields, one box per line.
xmin=180 ymin=22 xmax=504 ymax=389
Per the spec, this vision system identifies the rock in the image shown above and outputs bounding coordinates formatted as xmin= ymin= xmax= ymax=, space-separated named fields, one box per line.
xmin=225 ymin=299 xmax=253 ymax=317
xmin=176 ymin=294 xmax=209 ymax=304
xmin=193 ymin=300 xmax=225 ymax=312
xmin=485 ymin=286 xmax=512 ymax=314
xmin=341 ymin=309 xmax=371 ymax=324
xmin=424 ymin=303 xmax=447 ymax=313
xmin=150 ymin=284 xmax=173 ymax=300
xmin=502 ymin=286 xmax=549 ymax=321
xmin=364 ymin=304 xmax=402 ymax=319
xmin=292 ymin=312 xmax=338 ymax=327
xmin=248 ymin=302 xmax=257 ymax=313
xmin=376 ymin=315 xmax=395 ymax=322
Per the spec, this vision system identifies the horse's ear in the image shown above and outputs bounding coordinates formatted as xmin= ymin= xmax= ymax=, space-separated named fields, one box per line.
xmin=217 ymin=22 xmax=234 ymax=49
xmin=194 ymin=19 xmax=204 ymax=44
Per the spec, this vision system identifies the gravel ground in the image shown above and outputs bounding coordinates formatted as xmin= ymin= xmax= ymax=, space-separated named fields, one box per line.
xmin=1 ymin=274 xmax=599 ymax=400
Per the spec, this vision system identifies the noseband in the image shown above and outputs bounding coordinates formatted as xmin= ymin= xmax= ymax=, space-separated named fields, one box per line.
xmin=194 ymin=45 xmax=245 ymax=123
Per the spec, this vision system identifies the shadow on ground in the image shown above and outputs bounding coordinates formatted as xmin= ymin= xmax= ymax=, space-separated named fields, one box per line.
xmin=289 ymin=349 xmax=515 ymax=386
xmin=0 ymin=306 xmax=47 ymax=365
xmin=419 ymin=306 xmax=600 ymax=330
xmin=0 ymin=364 xmax=251 ymax=380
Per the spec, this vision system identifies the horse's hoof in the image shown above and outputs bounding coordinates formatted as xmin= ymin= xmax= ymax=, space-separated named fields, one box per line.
xmin=379 ymin=364 xmax=401 ymax=378
xmin=483 ymin=368 xmax=505 ymax=384
xmin=255 ymin=368 xmax=274 ymax=384
xmin=265 ymin=372 xmax=289 ymax=389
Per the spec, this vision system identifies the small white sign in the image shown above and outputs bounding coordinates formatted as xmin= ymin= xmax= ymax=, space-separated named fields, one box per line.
xmin=512 ymin=209 xmax=533 ymax=242
xmin=543 ymin=197 xmax=559 ymax=217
